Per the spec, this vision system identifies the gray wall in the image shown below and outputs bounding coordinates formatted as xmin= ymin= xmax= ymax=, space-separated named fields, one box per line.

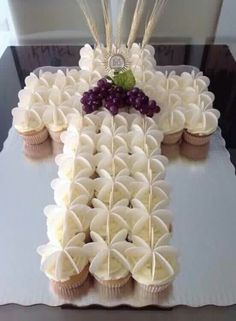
xmin=7 ymin=0 xmax=223 ymax=44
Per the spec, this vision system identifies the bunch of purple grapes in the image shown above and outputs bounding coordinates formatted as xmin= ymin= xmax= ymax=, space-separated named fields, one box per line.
xmin=80 ymin=78 xmax=160 ymax=117
xmin=126 ymin=87 xmax=160 ymax=118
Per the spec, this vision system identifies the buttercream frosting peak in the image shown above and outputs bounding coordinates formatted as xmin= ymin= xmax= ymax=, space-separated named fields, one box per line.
xmin=38 ymin=233 xmax=88 ymax=282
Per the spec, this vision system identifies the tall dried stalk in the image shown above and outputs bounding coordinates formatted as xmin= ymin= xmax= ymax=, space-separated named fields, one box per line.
xmin=142 ymin=0 xmax=168 ymax=48
xmin=127 ymin=0 xmax=145 ymax=48
xmin=115 ymin=0 xmax=126 ymax=49
xmin=77 ymin=0 xmax=100 ymax=46
xmin=101 ymin=0 xmax=112 ymax=52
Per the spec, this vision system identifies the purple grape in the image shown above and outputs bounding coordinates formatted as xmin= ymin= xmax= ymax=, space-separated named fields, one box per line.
xmin=110 ymin=105 xmax=118 ymax=115
xmin=112 ymin=97 xmax=119 ymax=105
xmin=97 ymin=78 xmax=107 ymax=87
xmin=80 ymin=96 xmax=87 ymax=105
xmin=83 ymin=105 xmax=92 ymax=113
xmin=93 ymin=86 xmax=100 ymax=94
xmin=135 ymin=97 xmax=143 ymax=109
xmin=146 ymin=110 xmax=154 ymax=117
xmin=131 ymin=87 xmax=140 ymax=95
xmin=139 ymin=107 xmax=147 ymax=115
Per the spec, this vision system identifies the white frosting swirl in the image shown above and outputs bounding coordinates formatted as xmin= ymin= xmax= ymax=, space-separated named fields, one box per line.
xmin=96 ymin=146 xmax=129 ymax=176
xmin=37 ymin=233 xmax=88 ymax=282
xmin=56 ymin=153 xmax=95 ymax=180
xmin=84 ymin=231 xmax=131 ymax=281
xmin=97 ymin=129 xmax=128 ymax=153
xmin=45 ymin=204 xmax=94 ymax=244
xmin=94 ymin=170 xmax=133 ymax=204
xmin=61 ymin=126 xmax=96 ymax=156
xmin=126 ymin=234 xmax=178 ymax=286
xmin=157 ymin=93 xmax=185 ymax=135
xmin=43 ymin=87 xmax=79 ymax=132
xmin=90 ymin=205 xmax=129 ymax=242
xmin=131 ymin=180 xmax=170 ymax=211
xmin=130 ymin=153 xmax=168 ymax=182
xmin=128 ymin=208 xmax=172 ymax=231
xmin=185 ymin=100 xmax=220 ymax=135
xmin=79 ymin=44 xmax=106 ymax=75
xmin=51 ymin=177 xmax=94 ymax=207
xmin=179 ymin=71 xmax=210 ymax=89
xmin=132 ymin=215 xmax=169 ymax=245
xmin=12 ymin=107 xmax=45 ymax=133
xmin=128 ymin=122 xmax=163 ymax=155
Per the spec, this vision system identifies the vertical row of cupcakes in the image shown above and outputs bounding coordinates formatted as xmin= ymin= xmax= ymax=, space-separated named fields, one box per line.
xmin=126 ymin=114 xmax=178 ymax=292
xmin=85 ymin=111 xmax=132 ymax=288
xmin=37 ymin=114 xmax=98 ymax=292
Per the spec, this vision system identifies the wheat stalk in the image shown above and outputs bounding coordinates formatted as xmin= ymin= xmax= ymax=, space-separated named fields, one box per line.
xmin=127 ymin=0 xmax=145 ymax=48
xmin=142 ymin=0 xmax=168 ymax=48
xmin=101 ymin=0 xmax=112 ymax=52
xmin=115 ymin=0 xmax=126 ymax=49
xmin=77 ymin=0 xmax=100 ymax=46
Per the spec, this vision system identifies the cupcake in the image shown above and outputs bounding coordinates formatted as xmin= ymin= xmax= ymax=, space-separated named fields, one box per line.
xmin=43 ymin=87 xmax=79 ymax=142
xmin=126 ymin=234 xmax=178 ymax=293
xmin=95 ymin=146 xmax=129 ymax=177
xmin=12 ymin=107 xmax=48 ymax=145
xmin=129 ymin=207 xmax=172 ymax=233
xmin=55 ymin=153 xmax=95 ymax=179
xmin=180 ymin=77 xmax=210 ymax=106
xmin=37 ymin=233 xmax=89 ymax=291
xmin=131 ymin=180 xmax=170 ymax=211
xmin=23 ymin=138 xmax=52 ymax=160
xmin=157 ymin=93 xmax=185 ymax=145
xmin=96 ymin=126 xmax=128 ymax=154
xmin=44 ymin=203 xmax=94 ymax=243
xmin=84 ymin=231 xmax=131 ymax=288
xmin=180 ymin=140 xmax=209 ymax=160
xmin=128 ymin=117 xmax=163 ymax=155
xmin=51 ymin=177 xmax=94 ymax=207
xmin=61 ymin=125 xmax=96 ymax=156
xmin=79 ymin=44 xmax=106 ymax=76
xmin=131 ymin=215 xmax=169 ymax=245
xmin=90 ymin=205 xmax=129 ymax=242
xmin=178 ymin=71 xmax=210 ymax=90
xmin=68 ymin=112 xmax=100 ymax=133
xmin=130 ymin=152 xmax=168 ymax=181
xmin=184 ymin=100 xmax=220 ymax=146
xmin=154 ymin=71 xmax=179 ymax=106
xmin=93 ymin=170 xmax=132 ymax=205
xmin=18 ymin=84 xmax=49 ymax=109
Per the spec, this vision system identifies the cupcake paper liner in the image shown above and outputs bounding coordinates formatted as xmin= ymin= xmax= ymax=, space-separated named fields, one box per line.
xmin=181 ymin=140 xmax=209 ymax=160
xmin=138 ymin=281 xmax=170 ymax=293
xmin=94 ymin=273 xmax=131 ymax=289
xmin=162 ymin=130 xmax=183 ymax=145
xmin=51 ymin=140 xmax=64 ymax=156
xmin=95 ymin=277 xmax=133 ymax=300
xmin=23 ymin=138 xmax=52 ymax=160
xmin=49 ymin=129 xmax=64 ymax=143
xmin=161 ymin=142 xmax=180 ymax=160
xmin=183 ymin=130 xmax=211 ymax=146
xmin=20 ymin=127 xmax=49 ymax=145
xmin=51 ymin=265 xmax=89 ymax=292
xmin=51 ymin=274 xmax=92 ymax=300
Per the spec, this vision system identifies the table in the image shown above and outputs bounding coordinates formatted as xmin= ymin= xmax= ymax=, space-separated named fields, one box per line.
xmin=1 ymin=44 xmax=236 ymax=320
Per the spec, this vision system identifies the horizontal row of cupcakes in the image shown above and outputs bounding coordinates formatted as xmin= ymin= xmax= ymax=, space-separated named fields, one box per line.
xmin=12 ymin=45 xmax=219 ymax=148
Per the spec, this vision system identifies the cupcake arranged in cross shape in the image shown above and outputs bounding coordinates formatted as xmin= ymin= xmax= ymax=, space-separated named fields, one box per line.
xmin=126 ymin=233 xmax=178 ymax=292
xmin=38 ymin=233 xmax=89 ymax=291
xmin=84 ymin=231 xmax=131 ymax=288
